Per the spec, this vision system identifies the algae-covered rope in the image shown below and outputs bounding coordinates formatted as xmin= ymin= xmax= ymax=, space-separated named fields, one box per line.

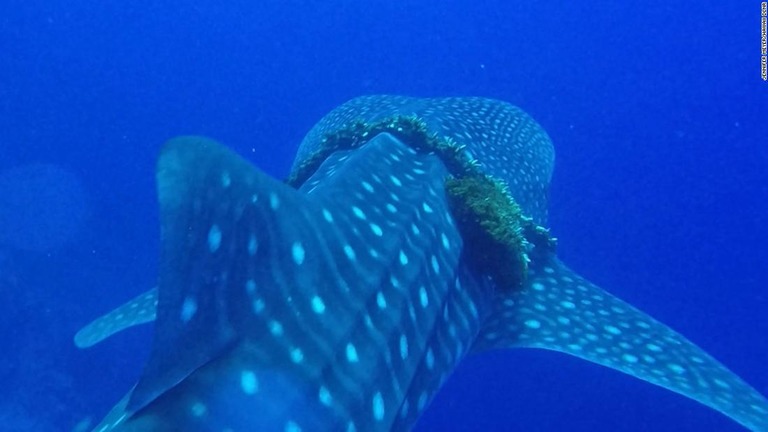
xmin=286 ymin=115 xmax=556 ymax=290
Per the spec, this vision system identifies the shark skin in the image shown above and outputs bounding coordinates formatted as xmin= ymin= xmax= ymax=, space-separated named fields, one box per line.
xmin=80 ymin=96 xmax=768 ymax=431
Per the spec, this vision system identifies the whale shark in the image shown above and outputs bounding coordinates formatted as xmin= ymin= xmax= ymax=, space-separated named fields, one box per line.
xmin=77 ymin=95 xmax=768 ymax=431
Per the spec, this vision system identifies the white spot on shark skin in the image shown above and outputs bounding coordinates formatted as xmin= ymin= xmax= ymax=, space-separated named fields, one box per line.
xmin=636 ymin=320 xmax=651 ymax=329
xmin=290 ymin=347 xmax=304 ymax=363
xmin=751 ymin=403 xmax=768 ymax=414
xmin=322 ymin=208 xmax=333 ymax=223
xmin=386 ymin=203 xmax=397 ymax=213
xmin=208 ymin=225 xmax=222 ymax=252
xmin=419 ymin=286 xmax=429 ymax=308
xmin=245 ymin=279 xmax=256 ymax=294
xmin=252 ymin=298 xmax=265 ymax=314
xmin=240 ymin=370 xmax=258 ymax=394
xmin=560 ymin=300 xmax=576 ymax=309
xmin=389 ymin=175 xmax=402 ymax=187
xmin=399 ymin=334 xmax=409 ymax=360
xmin=180 ymin=297 xmax=197 ymax=322
xmin=622 ymin=353 xmax=639 ymax=363
xmin=269 ymin=192 xmax=280 ymax=210
xmin=431 ymin=255 xmax=440 ymax=273
xmin=531 ymin=282 xmax=545 ymax=291
xmin=269 ymin=320 xmax=284 ymax=336
xmin=248 ymin=234 xmax=258 ymax=255
xmin=411 ymin=223 xmax=420 ymax=235
xmin=408 ymin=302 xmax=417 ymax=322
xmin=417 ymin=392 xmax=429 ymax=412
xmin=604 ymin=325 xmax=622 ymax=335
xmin=190 ymin=401 xmax=207 ymax=417
xmin=425 ymin=348 xmax=435 ymax=369
xmin=441 ymin=232 xmax=450 ymax=250
xmin=221 ymin=171 xmax=231 ymax=188
xmin=668 ymin=363 xmax=686 ymax=374
xmin=524 ymin=319 xmax=541 ymax=329
xmin=468 ymin=300 xmax=478 ymax=319
xmin=352 ymin=206 xmax=366 ymax=220
xmin=370 ymin=223 xmax=383 ymax=236
xmin=346 ymin=343 xmax=359 ymax=362
xmin=399 ymin=250 xmax=409 ymax=265
xmin=285 ymin=421 xmax=302 ymax=432
xmin=646 ymin=343 xmax=663 ymax=352
xmin=422 ymin=202 xmax=433 ymax=213
xmin=318 ymin=386 xmax=333 ymax=406
xmin=292 ymin=241 xmax=305 ymax=265
xmin=361 ymin=181 xmax=374 ymax=193
xmin=372 ymin=392 xmax=385 ymax=421
xmin=377 ymin=292 xmax=387 ymax=309
xmin=311 ymin=295 xmax=326 ymax=314
xmin=400 ymin=399 xmax=410 ymax=418
xmin=343 ymin=244 xmax=356 ymax=261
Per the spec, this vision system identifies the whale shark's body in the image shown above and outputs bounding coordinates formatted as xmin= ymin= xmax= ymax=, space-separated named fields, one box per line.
xmin=78 ymin=95 xmax=768 ymax=431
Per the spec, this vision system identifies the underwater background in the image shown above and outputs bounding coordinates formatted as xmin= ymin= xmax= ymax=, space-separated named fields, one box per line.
xmin=1 ymin=0 xmax=766 ymax=430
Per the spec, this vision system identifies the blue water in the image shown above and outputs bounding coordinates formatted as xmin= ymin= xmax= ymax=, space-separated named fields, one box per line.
xmin=1 ymin=1 xmax=766 ymax=430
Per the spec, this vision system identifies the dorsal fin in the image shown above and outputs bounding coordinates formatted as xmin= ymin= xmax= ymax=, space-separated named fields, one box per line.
xmin=127 ymin=136 xmax=268 ymax=412
xmin=474 ymin=254 xmax=768 ymax=431
xmin=121 ymin=133 xmax=466 ymax=432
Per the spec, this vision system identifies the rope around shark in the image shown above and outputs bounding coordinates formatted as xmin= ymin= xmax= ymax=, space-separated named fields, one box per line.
xmin=285 ymin=115 xmax=557 ymax=290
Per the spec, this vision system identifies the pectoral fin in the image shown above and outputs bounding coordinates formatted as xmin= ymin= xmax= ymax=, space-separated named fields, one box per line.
xmin=475 ymin=255 xmax=768 ymax=432
xmin=74 ymin=287 xmax=157 ymax=349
